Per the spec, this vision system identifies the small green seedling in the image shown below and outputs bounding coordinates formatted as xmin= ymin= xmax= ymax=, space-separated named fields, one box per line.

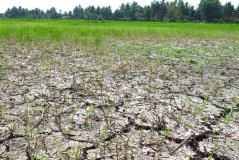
xmin=75 ymin=141 xmax=82 ymax=159
xmin=193 ymin=100 xmax=208 ymax=117
xmin=0 ymin=104 xmax=3 ymax=120
xmin=0 ymin=104 xmax=3 ymax=113
xmin=35 ymin=153 xmax=49 ymax=160
xmin=86 ymin=105 xmax=94 ymax=117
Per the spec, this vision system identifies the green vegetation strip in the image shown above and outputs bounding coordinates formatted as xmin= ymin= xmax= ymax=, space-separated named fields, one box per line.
xmin=0 ymin=19 xmax=239 ymax=43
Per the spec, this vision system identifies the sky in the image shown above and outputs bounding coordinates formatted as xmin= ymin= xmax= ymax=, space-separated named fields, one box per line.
xmin=0 ymin=0 xmax=238 ymax=13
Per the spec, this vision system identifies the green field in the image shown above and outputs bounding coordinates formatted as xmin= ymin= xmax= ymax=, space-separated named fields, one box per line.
xmin=1 ymin=19 xmax=239 ymax=42
xmin=0 ymin=19 xmax=239 ymax=159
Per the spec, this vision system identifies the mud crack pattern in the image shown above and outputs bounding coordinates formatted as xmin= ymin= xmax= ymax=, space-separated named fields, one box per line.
xmin=0 ymin=41 xmax=239 ymax=159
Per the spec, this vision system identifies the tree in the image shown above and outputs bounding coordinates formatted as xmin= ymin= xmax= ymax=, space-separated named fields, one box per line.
xmin=68 ymin=11 xmax=73 ymax=18
xmin=0 ymin=13 xmax=4 ymax=18
xmin=62 ymin=11 xmax=71 ymax=19
xmin=144 ymin=6 xmax=152 ymax=21
xmin=114 ymin=3 xmax=131 ymax=21
xmin=100 ymin=6 xmax=113 ymax=20
xmin=46 ymin=7 xmax=59 ymax=19
xmin=5 ymin=6 xmax=27 ymax=18
xmin=177 ymin=0 xmax=186 ymax=21
xmin=113 ymin=4 xmax=125 ymax=21
xmin=166 ymin=0 xmax=179 ymax=22
xmin=113 ymin=9 xmax=122 ymax=20
xmin=222 ymin=2 xmax=234 ymax=22
xmin=1 ymin=1 xmax=237 ymax=23
xmin=84 ymin=6 xmax=97 ymax=20
xmin=231 ymin=4 xmax=239 ymax=22
xmin=128 ymin=2 xmax=144 ymax=21
xmin=28 ymin=8 xmax=45 ymax=18
xmin=199 ymin=0 xmax=222 ymax=22
xmin=151 ymin=0 xmax=167 ymax=21
xmin=123 ymin=3 xmax=131 ymax=20
xmin=73 ymin=5 xmax=84 ymax=19
xmin=185 ymin=3 xmax=197 ymax=21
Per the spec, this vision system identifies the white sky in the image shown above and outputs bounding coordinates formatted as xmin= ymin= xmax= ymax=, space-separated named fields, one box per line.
xmin=0 ymin=0 xmax=238 ymax=13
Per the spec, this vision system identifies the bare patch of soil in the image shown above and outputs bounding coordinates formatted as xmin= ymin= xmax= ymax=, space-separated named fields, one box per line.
xmin=0 ymin=40 xmax=239 ymax=159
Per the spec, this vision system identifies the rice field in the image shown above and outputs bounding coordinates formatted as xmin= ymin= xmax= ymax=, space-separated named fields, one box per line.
xmin=0 ymin=19 xmax=239 ymax=159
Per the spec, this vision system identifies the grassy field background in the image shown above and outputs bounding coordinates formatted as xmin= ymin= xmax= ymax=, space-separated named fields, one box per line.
xmin=0 ymin=19 xmax=239 ymax=43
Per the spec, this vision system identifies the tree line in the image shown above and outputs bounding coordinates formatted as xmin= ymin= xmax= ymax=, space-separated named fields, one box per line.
xmin=0 ymin=0 xmax=239 ymax=23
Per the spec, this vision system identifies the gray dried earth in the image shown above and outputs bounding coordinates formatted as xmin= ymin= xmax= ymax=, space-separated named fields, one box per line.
xmin=0 ymin=40 xmax=239 ymax=159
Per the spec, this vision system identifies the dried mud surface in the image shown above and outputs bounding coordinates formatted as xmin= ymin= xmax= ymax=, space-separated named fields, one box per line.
xmin=0 ymin=40 xmax=239 ymax=159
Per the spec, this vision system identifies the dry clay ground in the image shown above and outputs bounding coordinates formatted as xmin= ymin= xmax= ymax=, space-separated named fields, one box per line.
xmin=0 ymin=39 xmax=239 ymax=160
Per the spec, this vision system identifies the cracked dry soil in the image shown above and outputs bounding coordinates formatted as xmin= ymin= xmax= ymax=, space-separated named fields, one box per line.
xmin=0 ymin=40 xmax=239 ymax=160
